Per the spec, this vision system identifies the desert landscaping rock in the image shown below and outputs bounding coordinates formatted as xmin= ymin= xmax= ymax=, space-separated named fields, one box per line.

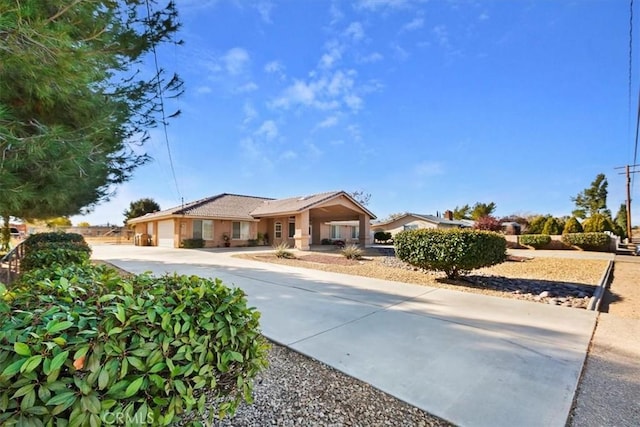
xmin=188 ymin=342 xmax=451 ymax=427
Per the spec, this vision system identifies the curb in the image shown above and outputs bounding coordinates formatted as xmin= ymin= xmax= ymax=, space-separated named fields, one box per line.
xmin=587 ymin=259 xmax=614 ymax=311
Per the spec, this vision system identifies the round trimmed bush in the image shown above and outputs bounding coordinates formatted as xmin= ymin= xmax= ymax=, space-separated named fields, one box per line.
xmin=21 ymin=232 xmax=91 ymax=272
xmin=394 ymin=228 xmax=506 ymax=279
xmin=563 ymin=217 xmax=583 ymax=234
xmin=0 ymin=264 xmax=268 ymax=425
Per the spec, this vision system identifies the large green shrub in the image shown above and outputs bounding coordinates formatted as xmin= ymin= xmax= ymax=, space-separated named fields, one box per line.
xmin=526 ymin=215 xmax=549 ymax=234
xmin=541 ymin=217 xmax=562 ymax=235
xmin=519 ymin=234 xmax=552 ymax=249
xmin=0 ymin=264 xmax=268 ymax=425
xmin=21 ymin=232 xmax=91 ymax=272
xmin=562 ymin=232 xmax=611 ymax=251
xmin=563 ymin=217 xmax=583 ymax=234
xmin=582 ymin=213 xmax=614 ymax=233
xmin=394 ymin=229 xmax=506 ymax=279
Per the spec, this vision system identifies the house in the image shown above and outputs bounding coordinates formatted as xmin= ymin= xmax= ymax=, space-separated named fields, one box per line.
xmin=126 ymin=190 xmax=376 ymax=250
xmin=372 ymin=212 xmax=473 ymax=237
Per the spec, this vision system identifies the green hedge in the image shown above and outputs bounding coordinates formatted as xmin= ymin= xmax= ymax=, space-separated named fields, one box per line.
xmin=519 ymin=234 xmax=551 ymax=249
xmin=0 ymin=264 xmax=268 ymax=425
xmin=181 ymin=238 xmax=204 ymax=249
xmin=561 ymin=232 xmax=610 ymax=251
xmin=394 ymin=229 xmax=506 ymax=279
xmin=21 ymin=232 xmax=91 ymax=272
xmin=374 ymin=231 xmax=392 ymax=242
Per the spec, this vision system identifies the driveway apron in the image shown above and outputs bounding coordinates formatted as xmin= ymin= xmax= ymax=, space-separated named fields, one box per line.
xmin=91 ymin=245 xmax=597 ymax=427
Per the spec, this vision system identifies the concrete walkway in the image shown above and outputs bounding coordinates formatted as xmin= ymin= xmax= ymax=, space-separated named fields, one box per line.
xmin=92 ymin=245 xmax=598 ymax=427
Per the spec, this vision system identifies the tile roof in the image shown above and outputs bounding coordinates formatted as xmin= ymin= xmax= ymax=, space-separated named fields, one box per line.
xmin=127 ymin=194 xmax=273 ymax=223
xmin=127 ymin=190 xmax=376 ymax=223
xmin=250 ymin=191 xmax=344 ymax=216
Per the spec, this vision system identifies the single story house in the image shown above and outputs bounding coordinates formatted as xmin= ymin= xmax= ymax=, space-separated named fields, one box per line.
xmin=127 ymin=190 xmax=376 ymax=250
xmin=372 ymin=212 xmax=473 ymax=237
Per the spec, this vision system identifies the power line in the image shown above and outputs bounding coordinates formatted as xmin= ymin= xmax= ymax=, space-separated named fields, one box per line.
xmin=145 ymin=0 xmax=182 ymax=201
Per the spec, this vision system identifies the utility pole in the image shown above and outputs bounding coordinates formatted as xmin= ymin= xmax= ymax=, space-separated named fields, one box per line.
xmin=615 ymin=164 xmax=640 ymax=241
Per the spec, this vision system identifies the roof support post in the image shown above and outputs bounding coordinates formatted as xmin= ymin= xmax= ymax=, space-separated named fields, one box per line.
xmin=359 ymin=213 xmax=371 ymax=247
xmin=294 ymin=210 xmax=310 ymax=250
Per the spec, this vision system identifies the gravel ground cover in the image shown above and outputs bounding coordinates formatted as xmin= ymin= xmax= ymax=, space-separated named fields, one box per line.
xmin=241 ymin=252 xmax=607 ymax=309
xmin=199 ymin=343 xmax=452 ymax=427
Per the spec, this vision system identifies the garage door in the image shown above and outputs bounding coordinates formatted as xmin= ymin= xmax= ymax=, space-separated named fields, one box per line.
xmin=157 ymin=220 xmax=174 ymax=248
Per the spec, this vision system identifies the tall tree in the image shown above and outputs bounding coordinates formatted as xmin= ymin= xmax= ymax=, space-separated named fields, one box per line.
xmin=453 ymin=204 xmax=471 ymax=220
xmin=571 ymin=174 xmax=609 ymax=219
xmin=350 ymin=190 xmax=371 ymax=206
xmin=614 ymin=203 xmax=628 ymax=238
xmin=0 ymin=1 xmax=182 ymax=247
xmin=471 ymin=202 xmax=497 ymax=220
xmin=124 ymin=198 xmax=161 ymax=224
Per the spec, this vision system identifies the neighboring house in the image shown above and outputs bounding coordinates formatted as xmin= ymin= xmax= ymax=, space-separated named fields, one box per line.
xmin=126 ymin=190 xmax=376 ymax=250
xmin=372 ymin=212 xmax=473 ymax=237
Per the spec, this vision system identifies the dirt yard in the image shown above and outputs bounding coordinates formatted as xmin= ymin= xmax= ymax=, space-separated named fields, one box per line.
xmin=602 ymin=258 xmax=640 ymax=319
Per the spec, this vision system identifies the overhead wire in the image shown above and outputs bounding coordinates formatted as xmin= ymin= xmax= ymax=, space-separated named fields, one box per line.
xmin=145 ymin=0 xmax=182 ymax=201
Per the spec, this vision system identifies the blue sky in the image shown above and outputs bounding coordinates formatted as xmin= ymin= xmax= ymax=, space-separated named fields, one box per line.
xmin=72 ymin=0 xmax=639 ymax=226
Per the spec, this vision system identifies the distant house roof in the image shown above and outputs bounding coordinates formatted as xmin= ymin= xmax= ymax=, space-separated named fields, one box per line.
xmin=127 ymin=193 xmax=273 ymax=223
xmin=374 ymin=213 xmax=472 ymax=228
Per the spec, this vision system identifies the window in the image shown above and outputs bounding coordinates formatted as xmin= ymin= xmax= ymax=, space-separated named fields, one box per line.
xmin=351 ymin=226 xmax=359 ymax=239
xmin=288 ymin=217 xmax=295 ymax=238
xmin=193 ymin=220 xmax=214 ymax=240
xmin=403 ymin=224 xmax=419 ymax=231
xmin=275 ymin=222 xmax=282 ymax=238
xmin=232 ymin=221 xmax=250 ymax=240
xmin=331 ymin=225 xmax=341 ymax=239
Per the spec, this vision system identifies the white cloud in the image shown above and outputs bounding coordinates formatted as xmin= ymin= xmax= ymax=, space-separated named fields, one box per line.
xmin=432 ymin=25 xmax=450 ymax=48
xmin=319 ymin=42 xmax=343 ymax=69
xmin=280 ymin=150 xmax=297 ymax=160
xmin=316 ymin=116 xmax=339 ymax=129
xmin=254 ymin=1 xmax=274 ymax=23
xmin=359 ymin=52 xmax=384 ymax=63
xmin=243 ymin=102 xmax=257 ymax=125
xmin=391 ymin=43 xmax=409 ymax=60
xmin=264 ymin=60 xmax=283 ymax=73
xmin=356 ymin=0 xmax=410 ymax=11
xmin=329 ymin=139 xmax=344 ymax=146
xmin=255 ymin=120 xmax=279 ymax=140
xmin=347 ymin=124 xmax=362 ymax=141
xmin=305 ymin=141 xmax=323 ymax=158
xmin=223 ymin=48 xmax=250 ymax=75
xmin=271 ymin=80 xmax=317 ymax=109
xmin=329 ymin=3 xmax=344 ymax=24
xmin=479 ymin=12 xmax=489 ymax=21
xmin=240 ymin=137 xmax=261 ymax=158
xmin=270 ymin=69 xmax=362 ymax=113
xmin=344 ymin=22 xmax=365 ymax=41
xmin=402 ymin=17 xmax=424 ymax=32
xmin=344 ymin=94 xmax=363 ymax=110
xmin=414 ymin=161 xmax=444 ymax=176
xmin=235 ymin=82 xmax=258 ymax=93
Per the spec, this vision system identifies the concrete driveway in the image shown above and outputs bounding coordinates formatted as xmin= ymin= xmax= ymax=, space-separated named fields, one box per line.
xmin=91 ymin=245 xmax=597 ymax=427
